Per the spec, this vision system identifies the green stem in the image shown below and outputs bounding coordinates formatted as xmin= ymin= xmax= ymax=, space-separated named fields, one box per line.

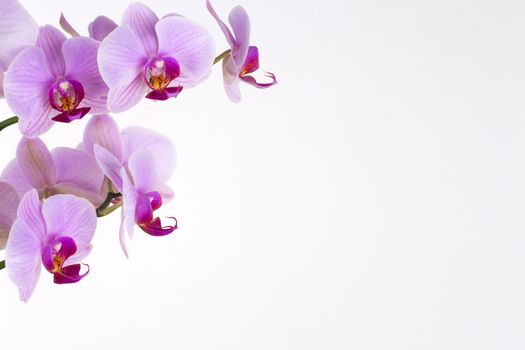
xmin=96 ymin=192 xmax=122 ymax=217
xmin=0 ymin=260 xmax=4 ymax=270
xmin=97 ymin=203 xmax=122 ymax=217
xmin=213 ymin=49 xmax=231 ymax=65
xmin=0 ymin=116 xmax=18 ymax=132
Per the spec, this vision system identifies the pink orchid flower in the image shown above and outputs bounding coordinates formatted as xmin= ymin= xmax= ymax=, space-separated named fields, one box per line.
xmin=206 ymin=1 xmax=277 ymax=102
xmin=0 ymin=0 xmax=38 ymax=98
xmin=97 ymin=2 xmax=215 ymax=112
xmin=60 ymin=13 xmax=118 ymax=42
xmin=0 ymin=182 xmax=20 ymax=249
xmin=1 ymin=137 xmax=106 ymax=207
xmin=82 ymin=114 xmax=177 ymax=255
xmin=6 ymin=189 xmax=96 ymax=302
xmin=3 ymin=25 xmax=109 ymax=137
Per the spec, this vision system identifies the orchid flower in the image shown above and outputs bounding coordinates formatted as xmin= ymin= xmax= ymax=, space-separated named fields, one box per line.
xmin=6 ymin=189 xmax=96 ymax=302
xmin=82 ymin=114 xmax=177 ymax=255
xmin=0 ymin=182 xmax=20 ymax=249
xmin=60 ymin=13 xmax=118 ymax=41
xmin=3 ymin=25 xmax=109 ymax=137
xmin=1 ymin=137 xmax=106 ymax=207
xmin=0 ymin=0 xmax=38 ymax=98
xmin=97 ymin=2 xmax=215 ymax=111
xmin=206 ymin=1 xmax=277 ymax=102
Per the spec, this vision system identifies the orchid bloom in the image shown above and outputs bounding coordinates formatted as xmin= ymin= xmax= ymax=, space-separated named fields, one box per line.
xmin=82 ymin=114 xmax=177 ymax=254
xmin=6 ymin=189 xmax=96 ymax=302
xmin=1 ymin=137 xmax=106 ymax=207
xmin=0 ymin=182 xmax=20 ymax=249
xmin=206 ymin=1 xmax=277 ymax=102
xmin=0 ymin=0 xmax=38 ymax=98
xmin=60 ymin=13 xmax=118 ymax=41
xmin=3 ymin=25 xmax=109 ymax=137
xmin=98 ymin=2 xmax=215 ymax=111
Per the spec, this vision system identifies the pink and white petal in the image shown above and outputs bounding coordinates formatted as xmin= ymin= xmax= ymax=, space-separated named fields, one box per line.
xmin=64 ymin=243 xmax=92 ymax=266
xmin=0 ymin=67 xmax=4 ymax=98
xmin=122 ymin=2 xmax=159 ymax=56
xmin=156 ymin=16 xmax=215 ymax=87
xmin=18 ymin=109 xmax=55 ymax=138
xmin=118 ymin=210 xmax=129 ymax=257
xmin=93 ymin=144 xmax=124 ymax=192
xmin=121 ymin=126 xmax=176 ymax=183
xmin=155 ymin=181 xmax=174 ymax=202
xmin=16 ymin=137 xmax=56 ymax=191
xmin=98 ymin=25 xmax=146 ymax=87
xmin=4 ymin=47 xmax=54 ymax=123
xmin=128 ymin=150 xmax=157 ymax=193
xmin=228 ymin=6 xmax=250 ymax=68
xmin=51 ymin=182 xmax=106 ymax=207
xmin=0 ymin=0 xmax=38 ymax=65
xmin=42 ymin=194 xmax=96 ymax=249
xmin=36 ymin=25 xmax=66 ymax=77
xmin=52 ymin=147 xmax=105 ymax=193
xmin=0 ymin=159 xmax=32 ymax=199
xmin=206 ymin=0 xmax=235 ymax=49
xmin=83 ymin=114 xmax=123 ymax=161
xmin=59 ymin=13 xmax=80 ymax=37
xmin=222 ymin=55 xmax=242 ymax=103
xmin=0 ymin=181 xmax=20 ymax=226
xmin=121 ymin=167 xmax=137 ymax=238
xmin=107 ymin=74 xmax=147 ymax=113
xmin=89 ymin=16 xmax=118 ymax=41
xmin=63 ymin=37 xmax=109 ymax=113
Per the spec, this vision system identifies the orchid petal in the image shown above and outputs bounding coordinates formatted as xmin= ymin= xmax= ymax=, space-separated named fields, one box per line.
xmin=16 ymin=137 xmax=56 ymax=191
xmin=128 ymin=150 xmax=157 ymax=193
xmin=122 ymin=2 xmax=159 ymax=56
xmin=222 ymin=55 xmax=241 ymax=103
xmin=59 ymin=13 xmax=80 ymax=37
xmin=93 ymin=144 xmax=124 ymax=192
xmin=156 ymin=16 xmax=215 ymax=87
xmin=0 ymin=65 xmax=5 ymax=98
xmin=229 ymin=6 xmax=250 ymax=68
xmin=18 ymin=111 xmax=55 ymax=138
xmin=0 ymin=182 xmax=19 ymax=249
xmin=42 ymin=194 xmax=96 ymax=250
xmin=89 ymin=16 xmax=118 ymax=41
xmin=107 ymin=74 xmax=147 ymax=113
xmin=205 ymin=0 xmax=235 ymax=49
xmin=1 ymin=159 xmax=31 ymax=199
xmin=63 ymin=37 xmax=108 ymax=113
xmin=98 ymin=25 xmax=146 ymax=87
xmin=83 ymin=114 xmax=123 ymax=161
xmin=121 ymin=126 xmax=176 ymax=183
xmin=51 ymin=183 xmax=105 ymax=207
xmin=118 ymin=211 xmax=129 ymax=257
xmin=121 ymin=168 xmax=137 ymax=238
xmin=5 ymin=189 xmax=45 ymax=302
xmin=52 ymin=147 xmax=105 ymax=194
xmin=4 ymin=47 xmax=54 ymax=126
xmin=0 ymin=0 xmax=38 ymax=66
xmin=37 ymin=25 xmax=66 ymax=77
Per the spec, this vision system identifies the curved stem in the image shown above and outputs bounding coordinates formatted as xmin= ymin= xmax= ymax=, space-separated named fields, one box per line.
xmin=214 ymin=49 xmax=231 ymax=65
xmin=96 ymin=192 xmax=122 ymax=217
xmin=0 ymin=260 xmax=4 ymax=270
xmin=0 ymin=116 xmax=18 ymax=132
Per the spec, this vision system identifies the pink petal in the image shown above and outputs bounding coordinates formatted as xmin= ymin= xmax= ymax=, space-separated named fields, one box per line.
xmin=3 ymin=47 xmax=54 ymax=127
xmin=0 ymin=0 xmax=38 ymax=66
xmin=107 ymin=74 xmax=147 ymax=113
xmin=59 ymin=13 xmax=80 ymax=37
xmin=83 ymin=114 xmax=123 ymax=161
xmin=206 ymin=0 xmax=235 ymax=48
xmin=128 ymin=150 xmax=157 ymax=193
xmin=121 ymin=167 xmax=137 ymax=238
xmin=0 ymin=181 xmax=19 ymax=227
xmin=51 ymin=183 xmax=106 ymax=208
xmin=63 ymin=37 xmax=109 ymax=113
xmin=18 ymin=112 xmax=55 ymax=138
xmin=42 ymin=194 xmax=96 ymax=251
xmin=122 ymin=2 xmax=159 ymax=56
xmin=1 ymin=159 xmax=32 ymax=199
xmin=89 ymin=16 xmax=118 ymax=41
xmin=93 ymin=144 xmax=124 ymax=192
xmin=98 ymin=25 xmax=147 ymax=87
xmin=121 ymin=126 xmax=176 ymax=183
xmin=36 ymin=25 xmax=66 ymax=78
xmin=118 ymin=211 xmax=129 ymax=257
xmin=16 ymin=137 xmax=56 ymax=191
xmin=156 ymin=16 xmax=215 ymax=87
xmin=52 ymin=147 xmax=105 ymax=194
xmin=0 ymin=67 xmax=4 ymax=98
xmin=228 ymin=6 xmax=250 ymax=69
xmin=222 ymin=55 xmax=241 ymax=103
xmin=5 ymin=189 xmax=45 ymax=302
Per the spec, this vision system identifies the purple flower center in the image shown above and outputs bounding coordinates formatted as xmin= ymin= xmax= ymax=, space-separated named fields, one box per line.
xmin=135 ymin=191 xmax=178 ymax=236
xmin=48 ymin=79 xmax=91 ymax=123
xmin=41 ymin=236 xmax=89 ymax=284
xmin=143 ymin=56 xmax=183 ymax=101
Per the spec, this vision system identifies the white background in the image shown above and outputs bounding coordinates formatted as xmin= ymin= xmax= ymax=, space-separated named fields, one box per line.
xmin=0 ymin=0 xmax=524 ymax=349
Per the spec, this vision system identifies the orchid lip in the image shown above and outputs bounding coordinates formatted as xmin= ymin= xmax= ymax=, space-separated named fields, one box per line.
xmin=41 ymin=236 xmax=89 ymax=284
xmin=143 ymin=56 xmax=182 ymax=100
xmin=48 ymin=79 xmax=90 ymax=123
xmin=135 ymin=191 xmax=178 ymax=236
xmin=238 ymin=46 xmax=277 ymax=88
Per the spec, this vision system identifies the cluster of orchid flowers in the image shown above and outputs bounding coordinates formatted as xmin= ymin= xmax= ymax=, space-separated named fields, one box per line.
xmin=0 ymin=0 xmax=276 ymax=302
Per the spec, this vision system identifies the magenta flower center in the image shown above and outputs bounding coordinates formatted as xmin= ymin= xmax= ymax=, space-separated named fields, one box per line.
xmin=48 ymin=79 xmax=91 ymax=123
xmin=41 ymin=236 xmax=89 ymax=284
xmin=135 ymin=191 xmax=177 ymax=236
xmin=143 ymin=56 xmax=183 ymax=101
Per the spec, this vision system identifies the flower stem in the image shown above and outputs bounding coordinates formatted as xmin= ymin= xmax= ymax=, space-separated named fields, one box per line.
xmin=0 ymin=116 xmax=18 ymax=132
xmin=0 ymin=260 xmax=4 ymax=270
xmin=213 ymin=49 xmax=231 ymax=65
xmin=96 ymin=192 xmax=122 ymax=217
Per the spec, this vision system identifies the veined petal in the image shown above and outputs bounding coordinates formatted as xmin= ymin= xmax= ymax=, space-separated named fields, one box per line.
xmin=122 ymin=2 xmax=159 ymax=56
xmin=42 ymin=194 xmax=96 ymax=250
xmin=0 ymin=61 xmax=5 ymax=98
xmin=89 ymin=16 xmax=118 ymax=41
xmin=222 ymin=55 xmax=241 ymax=103
xmin=121 ymin=168 xmax=137 ymax=238
xmin=107 ymin=74 xmax=147 ymax=113
xmin=4 ymin=47 xmax=54 ymax=124
xmin=52 ymin=147 xmax=105 ymax=194
xmin=93 ymin=144 xmax=124 ymax=192
xmin=16 ymin=137 xmax=56 ymax=191
xmin=37 ymin=25 xmax=66 ymax=77
xmin=18 ymin=110 xmax=54 ymax=138
xmin=128 ymin=150 xmax=157 ymax=193
xmin=98 ymin=25 xmax=147 ymax=87
xmin=206 ymin=0 xmax=235 ymax=49
xmin=6 ymin=189 xmax=45 ymax=302
xmin=228 ymin=6 xmax=250 ymax=69
xmin=63 ymin=37 xmax=109 ymax=113
xmin=156 ymin=16 xmax=215 ymax=87
xmin=59 ymin=13 xmax=80 ymax=37
xmin=51 ymin=183 xmax=105 ymax=207
xmin=0 ymin=182 xmax=19 ymax=227
xmin=121 ymin=126 xmax=176 ymax=183
xmin=83 ymin=114 xmax=123 ymax=161
xmin=1 ymin=159 xmax=31 ymax=199
xmin=0 ymin=0 xmax=38 ymax=66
